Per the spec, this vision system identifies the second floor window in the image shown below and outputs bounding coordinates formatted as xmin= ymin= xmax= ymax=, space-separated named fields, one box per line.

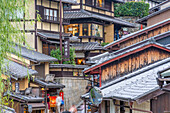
xmin=44 ymin=8 xmax=58 ymax=21
xmin=96 ymin=0 xmax=104 ymax=8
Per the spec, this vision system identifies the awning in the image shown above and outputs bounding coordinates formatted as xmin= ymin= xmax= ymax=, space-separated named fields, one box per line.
xmin=38 ymin=32 xmax=80 ymax=42
xmin=32 ymin=78 xmax=65 ymax=88
xmin=72 ymin=42 xmax=104 ymax=51
xmin=27 ymin=103 xmax=45 ymax=111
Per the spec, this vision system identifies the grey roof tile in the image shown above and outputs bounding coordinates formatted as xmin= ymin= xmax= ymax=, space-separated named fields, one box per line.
xmin=3 ymin=59 xmax=38 ymax=79
xmin=84 ymin=38 xmax=170 ymax=72
xmin=33 ymin=78 xmax=65 ymax=88
xmin=64 ymin=10 xmax=136 ymax=27
xmin=50 ymin=64 xmax=88 ymax=69
xmin=4 ymin=92 xmax=44 ymax=102
xmin=13 ymin=45 xmax=58 ymax=62
xmin=0 ymin=105 xmax=16 ymax=113
xmin=105 ymin=18 xmax=170 ymax=48
xmin=37 ymin=32 xmax=80 ymax=42
xmin=100 ymin=58 xmax=170 ymax=101
xmin=72 ymin=42 xmax=104 ymax=51
xmin=136 ymin=6 xmax=170 ymax=24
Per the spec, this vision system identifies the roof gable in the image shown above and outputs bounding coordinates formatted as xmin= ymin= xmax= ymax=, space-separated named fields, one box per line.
xmin=84 ymin=39 xmax=170 ymax=74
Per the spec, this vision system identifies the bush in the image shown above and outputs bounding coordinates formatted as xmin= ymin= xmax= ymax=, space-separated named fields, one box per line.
xmin=50 ymin=47 xmax=76 ymax=65
xmin=114 ymin=2 xmax=149 ymax=17
xmin=101 ymin=42 xmax=109 ymax=47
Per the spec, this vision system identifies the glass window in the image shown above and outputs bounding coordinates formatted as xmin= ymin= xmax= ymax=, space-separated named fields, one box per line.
xmin=96 ymin=0 xmax=104 ymax=7
xmin=44 ymin=8 xmax=58 ymax=21
xmin=64 ymin=24 xmax=79 ymax=36
xmin=92 ymin=24 xmax=103 ymax=37
xmin=83 ymin=24 xmax=88 ymax=36
xmin=50 ymin=9 xmax=53 ymax=20
xmin=54 ymin=10 xmax=57 ymax=21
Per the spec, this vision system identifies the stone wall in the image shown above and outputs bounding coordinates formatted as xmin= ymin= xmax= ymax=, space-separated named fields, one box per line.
xmin=118 ymin=16 xmax=146 ymax=33
xmin=55 ymin=77 xmax=88 ymax=110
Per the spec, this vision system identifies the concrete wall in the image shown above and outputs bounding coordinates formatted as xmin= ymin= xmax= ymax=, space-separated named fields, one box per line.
xmin=55 ymin=77 xmax=88 ymax=110
xmin=147 ymin=10 xmax=170 ymax=26
xmin=118 ymin=16 xmax=144 ymax=33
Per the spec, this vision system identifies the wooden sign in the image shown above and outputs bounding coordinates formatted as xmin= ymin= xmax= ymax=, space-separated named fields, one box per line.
xmin=64 ymin=37 xmax=70 ymax=60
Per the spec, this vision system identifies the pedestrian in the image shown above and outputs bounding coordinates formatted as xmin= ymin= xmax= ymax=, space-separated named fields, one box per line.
xmin=56 ymin=94 xmax=62 ymax=113
xmin=69 ymin=103 xmax=77 ymax=113
xmin=47 ymin=94 xmax=50 ymax=112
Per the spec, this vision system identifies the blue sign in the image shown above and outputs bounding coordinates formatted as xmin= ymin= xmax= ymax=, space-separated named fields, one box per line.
xmin=28 ymin=105 xmax=32 ymax=113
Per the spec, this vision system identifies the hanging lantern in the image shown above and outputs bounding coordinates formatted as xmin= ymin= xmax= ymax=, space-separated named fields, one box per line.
xmin=59 ymin=89 xmax=64 ymax=100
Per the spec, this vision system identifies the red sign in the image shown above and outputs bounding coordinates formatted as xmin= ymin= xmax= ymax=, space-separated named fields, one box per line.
xmin=49 ymin=96 xmax=57 ymax=107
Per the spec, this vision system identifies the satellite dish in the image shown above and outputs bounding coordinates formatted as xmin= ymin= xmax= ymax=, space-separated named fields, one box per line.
xmin=89 ymin=87 xmax=103 ymax=106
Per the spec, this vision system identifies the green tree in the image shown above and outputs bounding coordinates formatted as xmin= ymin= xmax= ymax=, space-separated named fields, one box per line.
xmin=114 ymin=2 xmax=149 ymax=17
xmin=50 ymin=47 xmax=76 ymax=65
xmin=0 ymin=0 xmax=33 ymax=109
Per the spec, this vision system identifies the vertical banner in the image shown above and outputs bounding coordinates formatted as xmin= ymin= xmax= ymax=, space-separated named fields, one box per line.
xmin=64 ymin=37 xmax=70 ymax=60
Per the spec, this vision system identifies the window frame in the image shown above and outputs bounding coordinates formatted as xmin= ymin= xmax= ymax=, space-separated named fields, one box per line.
xmin=44 ymin=7 xmax=58 ymax=22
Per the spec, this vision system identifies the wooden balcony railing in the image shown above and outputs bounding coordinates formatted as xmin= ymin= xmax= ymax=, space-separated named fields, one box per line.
xmin=43 ymin=16 xmax=70 ymax=24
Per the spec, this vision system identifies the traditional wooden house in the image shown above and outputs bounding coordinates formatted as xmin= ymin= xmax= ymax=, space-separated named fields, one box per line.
xmin=63 ymin=0 xmax=135 ymax=63
xmin=81 ymin=36 xmax=170 ymax=113
xmin=2 ymin=59 xmax=45 ymax=113
xmin=5 ymin=45 xmax=66 ymax=112
xmin=80 ymin=3 xmax=170 ymax=112
xmin=20 ymin=0 xmax=77 ymax=55
xmin=105 ymin=18 xmax=170 ymax=51
xmin=136 ymin=0 xmax=170 ymax=26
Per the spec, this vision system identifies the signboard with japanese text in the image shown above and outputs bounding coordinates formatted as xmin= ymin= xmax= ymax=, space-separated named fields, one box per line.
xmin=64 ymin=37 xmax=70 ymax=60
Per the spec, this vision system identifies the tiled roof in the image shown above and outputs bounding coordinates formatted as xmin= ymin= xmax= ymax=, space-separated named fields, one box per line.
xmin=37 ymin=32 xmax=80 ymax=42
xmin=13 ymin=45 xmax=58 ymax=62
xmin=105 ymin=18 xmax=170 ymax=49
xmin=0 ymin=105 xmax=16 ymax=113
xmin=52 ymin=0 xmax=78 ymax=4
xmin=50 ymin=64 xmax=88 ymax=69
xmin=32 ymin=78 xmax=65 ymax=88
xmin=82 ymin=58 xmax=170 ymax=101
xmin=3 ymin=59 xmax=38 ymax=80
xmin=4 ymin=92 xmax=44 ymax=102
xmin=64 ymin=10 xmax=136 ymax=27
xmin=83 ymin=38 xmax=170 ymax=73
xmin=72 ymin=42 xmax=104 ymax=51
xmin=136 ymin=6 xmax=170 ymax=25
xmin=101 ymin=58 xmax=170 ymax=101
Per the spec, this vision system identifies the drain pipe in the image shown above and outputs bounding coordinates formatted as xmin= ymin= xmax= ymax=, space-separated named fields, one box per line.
xmin=129 ymin=102 xmax=153 ymax=113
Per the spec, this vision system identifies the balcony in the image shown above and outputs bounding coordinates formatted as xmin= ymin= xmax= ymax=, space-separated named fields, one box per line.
xmin=43 ymin=16 xmax=70 ymax=25
xmin=85 ymin=1 xmax=111 ymax=11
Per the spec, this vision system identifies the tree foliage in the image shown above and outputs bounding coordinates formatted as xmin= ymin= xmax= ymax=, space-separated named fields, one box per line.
xmin=50 ymin=47 xmax=76 ymax=65
xmin=114 ymin=2 xmax=149 ymax=17
xmin=0 ymin=0 xmax=30 ymax=108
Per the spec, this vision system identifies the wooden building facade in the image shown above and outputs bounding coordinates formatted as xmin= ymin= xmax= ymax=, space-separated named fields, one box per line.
xmin=82 ymin=3 xmax=170 ymax=112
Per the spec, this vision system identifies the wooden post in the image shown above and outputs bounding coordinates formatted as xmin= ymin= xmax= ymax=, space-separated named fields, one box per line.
xmin=84 ymin=100 xmax=86 ymax=113
xmin=45 ymin=87 xmax=48 ymax=113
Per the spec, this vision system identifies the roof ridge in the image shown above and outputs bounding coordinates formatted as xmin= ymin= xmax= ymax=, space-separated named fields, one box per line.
xmin=105 ymin=18 xmax=170 ymax=48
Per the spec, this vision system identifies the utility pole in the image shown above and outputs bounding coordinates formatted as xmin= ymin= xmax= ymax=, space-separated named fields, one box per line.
xmin=60 ymin=0 xmax=62 ymax=64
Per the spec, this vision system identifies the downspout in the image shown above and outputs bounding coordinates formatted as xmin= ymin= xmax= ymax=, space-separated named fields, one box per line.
xmin=29 ymin=62 xmax=41 ymax=68
xmin=99 ymin=67 xmax=102 ymax=87
xmin=129 ymin=102 xmax=153 ymax=113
